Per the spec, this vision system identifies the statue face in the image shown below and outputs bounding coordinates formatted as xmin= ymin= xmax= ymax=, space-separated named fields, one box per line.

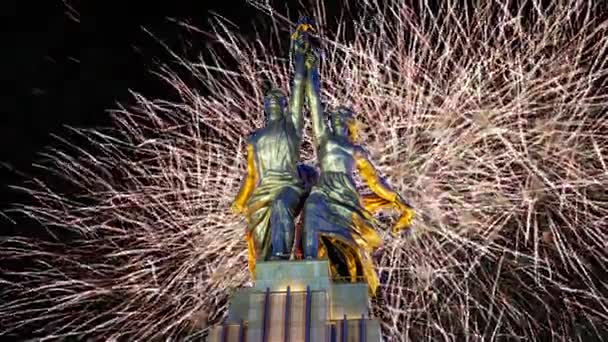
xmin=330 ymin=107 xmax=359 ymax=141
xmin=264 ymin=90 xmax=286 ymax=121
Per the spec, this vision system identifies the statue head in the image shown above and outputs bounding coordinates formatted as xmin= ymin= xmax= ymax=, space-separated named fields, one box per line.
xmin=264 ymin=88 xmax=287 ymax=123
xmin=329 ymin=106 xmax=359 ymax=142
xmin=296 ymin=16 xmax=317 ymax=33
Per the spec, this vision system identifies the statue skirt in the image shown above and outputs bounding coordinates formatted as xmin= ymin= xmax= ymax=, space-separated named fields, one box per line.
xmin=245 ymin=170 xmax=307 ymax=275
xmin=303 ymin=171 xmax=383 ymax=295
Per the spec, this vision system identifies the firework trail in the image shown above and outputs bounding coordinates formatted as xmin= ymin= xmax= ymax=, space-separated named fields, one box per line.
xmin=2 ymin=0 xmax=608 ymax=340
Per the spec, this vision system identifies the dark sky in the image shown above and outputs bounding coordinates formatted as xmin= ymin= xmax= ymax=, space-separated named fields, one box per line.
xmin=3 ymin=1 xmax=241 ymax=184
xmin=1 ymin=1 xmax=354 ymax=201
xmin=1 ymin=0 xmax=309 ymax=215
xmin=0 ymin=0 xmax=359 ymax=242
xmin=1 ymin=0 xmax=293 ymax=247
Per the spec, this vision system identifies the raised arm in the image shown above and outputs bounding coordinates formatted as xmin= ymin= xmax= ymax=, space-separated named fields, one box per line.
xmin=231 ymin=143 xmax=258 ymax=214
xmin=305 ymin=50 xmax=329 ymax=147
xmin=287 ymin=26 xmax=309 ymax=136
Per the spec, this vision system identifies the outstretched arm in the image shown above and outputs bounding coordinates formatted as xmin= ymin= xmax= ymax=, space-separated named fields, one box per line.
xmin=354 ymin=147 xmax=414 ymax=231
xmin=231 ymin=143 xmax=258 ymax=214
xmin=305 ymin=50 xmax=329 ymax=147
xmin=355 ymin=147 xmax=398 ymax=202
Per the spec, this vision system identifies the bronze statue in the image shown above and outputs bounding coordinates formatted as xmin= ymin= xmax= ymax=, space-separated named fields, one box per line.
xmin=231 ymin=20 xmax=318 ymax=277
xmin=300 ymin=48 xmax=414 ymax=295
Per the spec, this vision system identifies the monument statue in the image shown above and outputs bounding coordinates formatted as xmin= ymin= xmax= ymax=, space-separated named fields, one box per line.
xmin=300 ymin=47 xmax=415 ymax=295
xmin=231 ymin=18 xmax=318 ymax=277
xmin=212 ymin=17 xmax=408 ymax=341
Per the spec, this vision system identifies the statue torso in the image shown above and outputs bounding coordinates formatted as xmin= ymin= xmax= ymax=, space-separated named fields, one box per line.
xmin=318 ymin=135 xmax=355 ymax=175
xmin=250 ymin=118 xmax=300 ymax=178
xmin=311 ymin=134 xmax=360 ymax=202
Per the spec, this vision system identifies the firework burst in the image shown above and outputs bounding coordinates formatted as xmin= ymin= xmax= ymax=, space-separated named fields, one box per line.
xmin=2 ymin=0 xmax=608 ymax=340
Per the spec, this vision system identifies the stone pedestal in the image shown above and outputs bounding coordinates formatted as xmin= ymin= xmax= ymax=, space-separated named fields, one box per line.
xmin=208 ymin=260 xmax=382 ymax=342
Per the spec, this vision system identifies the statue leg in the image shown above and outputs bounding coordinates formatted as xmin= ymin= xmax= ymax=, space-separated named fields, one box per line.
xmin=269 ymin=186 xmax=301 ymax=259
xmin=301 ymin=228 xmax=318 ymax=259
xmin=301 ymin=195 xmax=320 ymax=259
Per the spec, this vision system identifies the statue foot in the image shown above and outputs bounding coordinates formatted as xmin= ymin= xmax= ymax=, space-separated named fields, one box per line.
xmin=269 ymin=253 xmax=289 ymax=261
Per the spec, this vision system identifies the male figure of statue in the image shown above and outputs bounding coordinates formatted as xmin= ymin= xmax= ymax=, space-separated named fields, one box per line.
xmin=231 ymin=18 xmax=318 ymax=277
xmin=300 ymin=48 xmax=415 ymax=295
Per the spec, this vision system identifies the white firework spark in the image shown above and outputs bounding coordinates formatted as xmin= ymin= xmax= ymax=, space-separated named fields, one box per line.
xmin=2 ymin=0 xmax=608 ymax=340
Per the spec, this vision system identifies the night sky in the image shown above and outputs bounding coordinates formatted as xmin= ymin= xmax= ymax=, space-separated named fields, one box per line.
xmin=2 ymin=0 xmax=353 ymax=211
xmin=3 ymin=1 xmax=240 ymax=193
